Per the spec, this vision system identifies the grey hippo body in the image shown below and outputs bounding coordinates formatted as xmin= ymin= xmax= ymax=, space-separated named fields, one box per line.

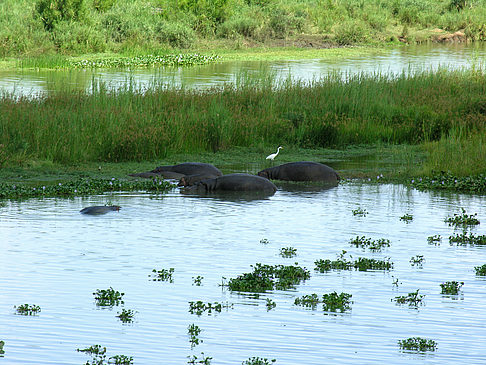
xmin=258 ymin=161 xmax=340 ymax=183
xmin=80 ymin=206 xmax=121 ymax=215
xmin=130 ymin=162 xmax=223 ymax=179
xmin=177 ymin=173 xmax=221 ymax=187
xmin=185 ymin=173 xmax=277 ymax=194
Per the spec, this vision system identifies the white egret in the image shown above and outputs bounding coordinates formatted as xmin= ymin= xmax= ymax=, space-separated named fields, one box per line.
xmin=266 ymin=146 xmax=283 ymax=160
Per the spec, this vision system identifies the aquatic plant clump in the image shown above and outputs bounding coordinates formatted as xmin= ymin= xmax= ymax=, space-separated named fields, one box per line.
xmin=352 ymin=207 xmax=368 ymax=216
xmin=187 ymin=352 xmax=212 ymax=364
xmin=409 ymin=174 xmax=486 ymax=194
xmin=116 ymin=309 xmax=136 ymax=323
xmin=242 ymin=357 xmax=276 ymax=365
xmin=444 ymin=208 xmax=480 ymax=227
xmin=322 ymin=292 xmax=353 ymax=313
xmin=149 ymin=268 xmax=174 ymax=282
xmin=192 ymin=276 xmax=204 ymax=286
xmin=400 ymin=214 xmax=413 ymax=223
xmin=265 ymin=298 xmax=276 ymax=310
xmin=70 ymin=54 xmax=220 ymax=69
xmin=440 ymin=281 xmax=464 ymax=295
xmin=393 ymin=289 xmax=425 ymax=307
xmin=77 ymin=345 xmax=133 ymax=364
xmin=279 ymin=247 xmax=297 ymax=258
xmin=294 ymin=294 xmax=321 ymax=309
xmin=349 ymin=236 xmax=390 ymax=251
xmin=427 ymin=235 xmax=442 ymax=245
xmin=93 ymin=287 xmax=125 ymax=306
xmin=188 ymin=301 xmax=233 ymax=316
xmin=315 ymin=251 xmax=393 ymax=272
xmin=188 ymin=324 xmax=203 ymax=348
xmin=410 ymin=255 xmax=425 ymax=266
xmin=398 ymin=337 xmax=437 ymax=352
xmin=449 ymin=233 xmax=486 ymax=246
xmin=227 ymin=263 xmax=311 ymax=293
xmin=0 ymin=178 xmax=173 ymax=200
xmin=14 ymin=304 xmax=41 ymax=315
xmin=475 ymin=264 xmax=486 ymax=276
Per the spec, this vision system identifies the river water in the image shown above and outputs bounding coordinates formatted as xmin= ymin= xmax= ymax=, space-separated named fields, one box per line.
xmin=0 ymin=43 xmax=485 ymax=98
xmin=1 ymin=181 xmax=486 ymax=364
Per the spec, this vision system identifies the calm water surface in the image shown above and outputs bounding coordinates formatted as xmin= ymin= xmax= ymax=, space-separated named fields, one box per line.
xmin=1 ymin=183 xmax=486 ymax=364
xmin=1 ymin=43 xmax=485 ymax=98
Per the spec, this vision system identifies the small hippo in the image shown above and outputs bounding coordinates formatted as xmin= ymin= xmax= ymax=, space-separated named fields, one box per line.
xmin=184 ymin=173 xmax=277 ymax=194
xmin=258 ymin=161 xmax=340 ymax=183
xmin=80 ymin=206 xmax=121 ymax=215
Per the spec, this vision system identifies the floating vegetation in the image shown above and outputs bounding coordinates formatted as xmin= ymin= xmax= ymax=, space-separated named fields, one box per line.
xmin=449 ymin=232 xmax=486 ymax=245
xmin=226 ymin=263 xmax=311 ymax=292
xmin=0 ymin=178 xmax=172 ymax=200
xmin=410 ymin=255 xmax=425 ymax=267
xmin=116 ymin=309 xmax=136 ymax=323
xmin=70 ymin=54 xmax=220 ymax=69
xmin=475 ymin=264 xmax=486 ymax=276
xmin=398 ymin=337 xmax=437 ymax=352
xmin=427 ymin=235 xmax=442 ymax=245
xmin=192 ymin=276 xmax=204 ymax=286
xmin=294 ymin=294 xmax=321 ymax=309
xmin=392 ymin=276 xmax=401 ymax=287
xmin=77 ymin=345 xmax=133 ymax=365
xmin=445 ymin=208 xmax=480 ymax=227
xmin=188 ymin=301 xmax=233 ymax=316
xmin=260 ymin=238 xmax=270 ymax=244
xmin=265 ymin=298 xmax=276 ymax=311
xmin=279 ymin=247 xmax=297 ymax=258
xmin=187 ymin=352 xmax=212 ymax=364
xmin=440 ymin=281 xmax=464 ymax=295
xmin=149 ymin=268 xmax=174 ymax=282
xmin=349 ymin=236 xmax=390 ymax=251
xmin=188 ymin=324 xmax=203 ymax=349
xmin=400 ymin=214 xmax=413 ymax=223
xmin=409 ymin=174 xmax=486 ymax=194
xmin=93 ymin=287 xmax=125 ymax=307
xmin=352 ymin=207 xmax=368 ymax=216
xmin=14 ymin=304 xmax=41 ymax=315
xmin=322 ymin=292 xmax=353 ymax=313
xmin=393 ymin=289 xmax=425 ymax=307
xmin=314 ymin=251 xmax=393 ymax=272
xmin=0 ymin=340 xmax=4 ymax=356
xmin=242 ymin=357 xmax=276 ymax=365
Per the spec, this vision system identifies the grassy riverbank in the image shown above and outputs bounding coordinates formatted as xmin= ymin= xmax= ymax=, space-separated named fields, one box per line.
xmin=1 ymin=0 xmax=485 ymax=60
xmin=1 ymin=68 xmax=485 ymax=189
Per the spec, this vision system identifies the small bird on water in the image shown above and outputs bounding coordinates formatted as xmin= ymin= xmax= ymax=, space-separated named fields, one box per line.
xmin=266 ymin=146 xmax=283 ymax=161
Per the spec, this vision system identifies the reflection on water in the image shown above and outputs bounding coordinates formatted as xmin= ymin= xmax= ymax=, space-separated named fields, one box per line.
xmin=1 ymin=43 xmax=485 ymax=98
xmin=1 ymin=184 xmax=485 ymax=364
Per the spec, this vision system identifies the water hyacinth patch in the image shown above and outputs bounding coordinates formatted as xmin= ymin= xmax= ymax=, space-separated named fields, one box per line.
xmin=400 ymin=214 xmax=413 ymax=223
xmin=14 ymin=304 xmax=41 ymax=315
xmin=149 ymin=268 xmax=174 ymax=282
xmin=279 ymin=247 xmax=297 ymax=258
xmin=444 ymin=208 xmax=480 ymax=227
xmin=242 ymin=357 xmax=276 ymax=365
xmin=321 ymin=292 xmax=353 ymax=313
xmin=314 ymin=251 xmax=393 ymax=272
xmin=188 ymin=324 xmax=203 ymax=348
xmin=449 ymin=233 xmax=486 ymax=245
xmin=409 ymin=174 xmax=486 ymax=193
xmin=294 ymin=294 xmax=321 ymax=309
xmin=70 ymin=54 xmax=220 ymax=69
xmin=192 ymin=276 xmax=204 ymax=286
xmin=265 ymin=298 xmax=276 ymax=311
xmin=187 ymin=352 xmax=212 ymax=364
xmin=440 ymin=281 xmax=464 ymax=295
xmin=0 ymin=178 xmax=173 ymax=200
xmin=188 ymin=301 xmax=233 ymax=316
xmin=475 ymin=264 xmax=486 ymax=276
xmin=352 ymin=207 xmax=368 ymax=216
xmin=116 ymin=309 xmax=136 ymax=323
xmin=410 ymin=255 xmax=425 ymax=267
xmin=393 ymin=289 xmax=425 ymax=308
xmin=77 ymin=345 xmax=133 ymax=365
xmin=349 ymin=236 xmax=390 ymax=251
xmin=93 ymin=287 xmax=125 ymax=307
xmin=427 ymin=234 xmax=442 ymax=245
xmin=398 ymin=337 xmax=437 ymax=352
xmin=226 ymin=263 xmax=311 ymax=293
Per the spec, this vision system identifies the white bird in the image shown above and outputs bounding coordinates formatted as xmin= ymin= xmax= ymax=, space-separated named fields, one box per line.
xmin=266 ymin=146 xmax=282 ymax=160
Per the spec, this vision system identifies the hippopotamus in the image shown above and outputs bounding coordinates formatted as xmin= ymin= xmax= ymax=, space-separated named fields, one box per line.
xmin=80 ymin=206 xmax=121 ymax=215
xmin=130 ymin=162 xmax=223 ymax=179
xmin=258 ymin=161 xmax=340 ymax=183
xmin=177 ymin=173 xmax=221 ymax=187
xmin=183 ymin=173 xmax=277 ymax=194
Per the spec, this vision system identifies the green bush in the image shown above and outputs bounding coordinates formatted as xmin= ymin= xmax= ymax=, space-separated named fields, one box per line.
xmin=156 ymin=22 xmax=196 ymax=48
xmin=35 ymin=0 xmax=87 ymax=31
xmin=52 ymin=21 xmax=106 ymax=53
xmin=218 ymin=16 xmax=260 ymax=38
xmin=334 ymin=20 xmax=370 ymax=45
xmin=93 ymin=0 xmax=116 ymax=12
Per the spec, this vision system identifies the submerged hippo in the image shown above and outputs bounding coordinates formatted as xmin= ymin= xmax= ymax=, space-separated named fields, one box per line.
xmin=130 ymin=162 xmax=223 ymax=179
xmin=258 ymin=161 xmax=340 ymax=183
xmin=177 ymin=173 xmax=221 ymax=187
xmin=80 ymin=206 xmax=121 ymax=215
xmin=184 ymin=173 xmax=277 ymax=194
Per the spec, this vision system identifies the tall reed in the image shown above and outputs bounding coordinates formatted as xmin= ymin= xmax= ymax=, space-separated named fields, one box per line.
xmin=1 ymin=68 xmax=485 ymax=176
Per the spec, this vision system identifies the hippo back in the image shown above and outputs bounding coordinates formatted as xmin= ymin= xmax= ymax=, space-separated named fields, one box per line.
xmin=152 ymin=162 xmax=222 ymax=176
xmin=258 ymin=161 xmax=339 ymax=183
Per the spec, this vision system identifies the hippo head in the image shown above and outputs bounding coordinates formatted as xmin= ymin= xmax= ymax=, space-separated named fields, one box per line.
xmin=177 ymin=176 xmax=188 ymax=187
xmin=257 ymin=170 xmax=270 ymax=179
